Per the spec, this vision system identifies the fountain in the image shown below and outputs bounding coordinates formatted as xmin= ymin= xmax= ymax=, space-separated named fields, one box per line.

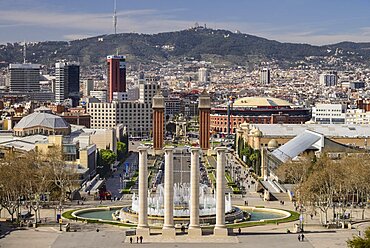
xmin=117 ymin=183 xmax=244 ymax=225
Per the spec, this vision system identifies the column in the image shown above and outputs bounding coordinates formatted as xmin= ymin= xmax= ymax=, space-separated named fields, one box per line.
xmin=198 ymin=90 xmax=211 ymax=151
xmin=188 ymin=148 xmax=202 ymax=236
xmin=162 ymin=147 xmax=176 ymax=238
xmin=214 ymin=147 xmax=228 ymax=236
xmin=136 ymin=146 xmax=150 ymax=236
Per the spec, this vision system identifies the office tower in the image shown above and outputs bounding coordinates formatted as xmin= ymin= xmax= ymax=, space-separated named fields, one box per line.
xmin=84 ymin=79 xmax=94 ymax=97
xmin=55 ymin=62 xmax=80 ymax=106
xmin=9 ymin=64 xmax=40 ymax=92
xmin=260 ymin=68 xmax=271 ymax=84
xmin=320 ymin=71 xmax=337 ymax=87
xmin=107 ymin=55 xmax=126 ymax=102
xmin=198 ymin=68 xmax=209 ymax=83
xmin=87 ymin=82 xmax=159 ymax=136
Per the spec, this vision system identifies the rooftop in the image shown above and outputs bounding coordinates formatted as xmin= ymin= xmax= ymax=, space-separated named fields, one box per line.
xmin=229 ymin=97 xmax=292 ymax=108
xmin=250 ymin=124 xmax=370 ymax=138
xmin=14 ymin=112 xmax=70 ymax=130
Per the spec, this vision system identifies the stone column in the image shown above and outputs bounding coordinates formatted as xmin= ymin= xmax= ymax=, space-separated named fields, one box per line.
xmin=188 ymin=148 xmax=202 ymax=236
xmin=136 ymin=146 xmax=150 ymax=236
xmin=162 ymin=147 xmax=176 ymax=238
xmin=214 ymin=147 xmax=228 ymax=236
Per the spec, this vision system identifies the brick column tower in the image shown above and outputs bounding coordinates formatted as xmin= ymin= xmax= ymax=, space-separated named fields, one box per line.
xmin=152 ymin=90 xmax=165 ymax=154
xmin=199 ymin=90 xmax=211 ymax=151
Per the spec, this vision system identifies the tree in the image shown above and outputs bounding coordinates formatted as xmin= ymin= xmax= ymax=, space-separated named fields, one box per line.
xmin=97 ymin=149 xmax=117 ymax=177
xmin=45 ymin=146 xmax=78 ymax=204
xmin=347 ymin=227 xmax=370 ymax=248
xmin=117 ymin=142 xmax=127 ymax=160
xmin=275 ymin=155 xmax=314 ymax=185
xmin=100 ymin=149 xmax=117 ymax=167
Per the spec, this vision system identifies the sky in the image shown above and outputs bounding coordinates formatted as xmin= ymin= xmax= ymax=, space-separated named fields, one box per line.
xmin=1 ymin=0 xmax=370 ymax=45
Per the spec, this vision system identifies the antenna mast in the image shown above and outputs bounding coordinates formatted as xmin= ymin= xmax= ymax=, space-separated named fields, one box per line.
xmin=23 ymin=41 xmax=27 ymax=64
xmin=113 ymin=0 xmax=117 ymax=35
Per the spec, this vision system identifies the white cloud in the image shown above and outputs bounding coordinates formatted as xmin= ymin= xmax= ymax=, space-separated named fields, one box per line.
xmin=0 ymin=9 xmax=369 ymax=45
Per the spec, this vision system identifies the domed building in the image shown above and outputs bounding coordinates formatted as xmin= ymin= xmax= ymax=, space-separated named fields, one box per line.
xmin=211 ymin=96 xmax=311 ymax=133
xmin=13 ymin=109 xmax=71 ymax=137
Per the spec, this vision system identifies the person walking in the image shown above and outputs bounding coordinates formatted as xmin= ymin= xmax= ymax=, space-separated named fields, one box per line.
xmin=136 ymin=236 xmax=139 ymax=243
xmin=140 ymin=236 xmax=143 ymax=244
xmin=130 ymin=237 xmax=133 ymax=244
xmin=238 ymin=228 xmax=241 ymax=234
xmin=301 ymin=233 xmax=305 ymax=241
xmin=298 ymin=234 xmax=301 ymax=242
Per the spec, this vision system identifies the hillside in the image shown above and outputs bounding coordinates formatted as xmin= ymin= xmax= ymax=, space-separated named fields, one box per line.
xmin=0 ymin=28 xmax=369 ymax=68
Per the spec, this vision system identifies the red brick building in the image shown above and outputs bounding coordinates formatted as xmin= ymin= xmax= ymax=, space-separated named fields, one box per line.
xmin=211 ymin=97 xmax=311 ymax=134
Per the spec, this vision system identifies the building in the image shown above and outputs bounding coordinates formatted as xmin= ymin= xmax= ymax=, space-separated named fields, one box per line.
xmin=165 ymin=97 xmax=182 ymax=116
xmin=55 ymin=62 xmax=80 ymax=106
xmin=60 ymin=112 xmax=91 ymax=128
xmin=211 ymin=97 xmax=310 ymax=134
xmin=312 ymin=103 xmax=346 ymax=124
xmin=86 ymin=82 xmax=159 ymax=137
xmin=236 ymin=123 xmax=370 ymax=151
xmin=198 ymin=68 xmax=209 ymax=83
xmin=8 ymin=64 xmax=41 ymax=92
xmin=83 ymin=79 xmax=94 ymax=97
xmin=350 ymin=81 xmax=365 ymax=89
xmin=260 ymin=68 xmax=270 ymax=84
xmin=107 ymin=55 xmax=126 ymax=102
xmin=90 ymin=90 xmax=107 ymax=103
xmin=319 ymin=72 xmax=337 ymax=86
xmin=13 ymin=108 xmax=71 ymax=136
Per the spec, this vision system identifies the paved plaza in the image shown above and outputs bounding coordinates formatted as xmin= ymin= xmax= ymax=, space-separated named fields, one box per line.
xmin=0 ymin=196 xmax=369 ymax=248
xmin=1 ymin=221 xmax=368 ymax=248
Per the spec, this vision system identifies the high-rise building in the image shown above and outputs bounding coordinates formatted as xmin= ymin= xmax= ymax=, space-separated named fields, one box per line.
xmin=87 ymin=82 xmax=159 ymax=136
xmin=9 ymin=64 xmax=41 ymax=92
xmin=260 ymin=68 xmax=271 ymax=84
xmin=319 ymin=72 xmax=337 ymax=87
xmin=107 ymin=55 xmax=126 ymax=102
xmin=83 ymin=79 xmax=94 ymax=97
xmin=55 ymin=62 xmax=80 ymax=106
xmin=198 ymin=68 xmax=209 ymax=83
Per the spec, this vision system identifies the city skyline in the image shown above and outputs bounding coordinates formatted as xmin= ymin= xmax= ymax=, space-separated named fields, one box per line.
xmin=0 ymin=0 xmax=370 ymax=45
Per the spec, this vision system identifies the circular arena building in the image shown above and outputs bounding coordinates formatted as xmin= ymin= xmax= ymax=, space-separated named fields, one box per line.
xmin=211 ymin=96 xmax=311 ymax=134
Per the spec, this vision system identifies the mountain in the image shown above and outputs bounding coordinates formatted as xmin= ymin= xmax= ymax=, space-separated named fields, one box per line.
xmin=1 ymin=28 xmax=370 ymax=68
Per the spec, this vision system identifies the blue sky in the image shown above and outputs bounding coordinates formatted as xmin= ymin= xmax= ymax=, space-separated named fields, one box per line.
xmin=1 ymin=0 xmax=370 ymax=45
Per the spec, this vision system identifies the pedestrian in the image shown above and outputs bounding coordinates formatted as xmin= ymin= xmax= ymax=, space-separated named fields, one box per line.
xmin=244 ymin=200 xmax=247 ymax=206
xmin=310 ymin=214 xmax=313 ymax=220
xmin=238 ymin=228 xmax=241 ymax=234
xmin=140 ymin=236 xmax=143 ymax=243
xmin=301 ymin=234 xmax=305 ymax=241
xmin=136 ymin=236 xmax=139 ymax=243
xmin=130 ymin=237 xmax=133 ymax=244
xmin=298 ymin=234 xmax=301 ymax=242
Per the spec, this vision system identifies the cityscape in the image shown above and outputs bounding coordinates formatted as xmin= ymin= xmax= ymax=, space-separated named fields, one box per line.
xmin=0 ymin=1 xmax=369 ymax=248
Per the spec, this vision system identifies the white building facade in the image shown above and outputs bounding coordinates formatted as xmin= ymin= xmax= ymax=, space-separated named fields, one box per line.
xmin=312 ymin=103 xmax=346 ymax=124
xmin=86 ymin=82 xmax=158 ymax=137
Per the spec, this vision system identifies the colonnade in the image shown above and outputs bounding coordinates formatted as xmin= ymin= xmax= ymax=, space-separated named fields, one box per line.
xmin=137 ymin=146 xmax=228 ymax=237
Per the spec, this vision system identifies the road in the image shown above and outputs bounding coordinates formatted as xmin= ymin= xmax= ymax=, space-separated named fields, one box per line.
xmin=105 ymin=152 xmax=138 ymax=199
xmin=172 ymin=149 xmax=191 ymax=184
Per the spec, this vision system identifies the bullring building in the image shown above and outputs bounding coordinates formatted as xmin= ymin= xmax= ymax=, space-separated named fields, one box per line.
xmin=211 ymin=96 xmax=311 ymax=134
